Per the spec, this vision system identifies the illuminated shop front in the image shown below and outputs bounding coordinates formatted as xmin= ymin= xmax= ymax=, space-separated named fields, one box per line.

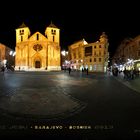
xmin=114 ymin=59 xmax=140 ymax=72
xmin=134 ymin=60 xmax=140 ymax=71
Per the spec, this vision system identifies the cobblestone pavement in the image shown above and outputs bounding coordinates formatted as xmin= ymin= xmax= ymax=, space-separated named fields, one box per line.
xmin=0 ymin=71 xmax=94 ymax=121
xmin=0 ymin=71 xmax=140 ymax=139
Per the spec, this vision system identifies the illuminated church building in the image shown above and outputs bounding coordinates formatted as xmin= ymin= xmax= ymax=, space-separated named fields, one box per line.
xmin=15 ymin=22 xmax=61 ymax=71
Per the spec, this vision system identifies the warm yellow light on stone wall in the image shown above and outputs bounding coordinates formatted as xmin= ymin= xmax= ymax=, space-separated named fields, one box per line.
xmin=15 ymin=22 xmax=61 ymax=71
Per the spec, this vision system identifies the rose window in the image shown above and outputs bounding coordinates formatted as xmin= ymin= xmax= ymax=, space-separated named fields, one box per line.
xmin=33 ymin=44 xmax=43 ymax=52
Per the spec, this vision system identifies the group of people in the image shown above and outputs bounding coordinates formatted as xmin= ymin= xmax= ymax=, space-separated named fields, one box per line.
xmin=0 ymin=66 xmax=5 ymax=72
xmin=112 ymin=67 xmax=119 ymax=76
xmin=123 ymin=68 xmax=139 ymax=80
xmin=111 ymin=67 xmax=139 ymax=80
xmin=0 ymin=65 xmax=15 ymax=73
xmin=82 ymin=67 xmax=88 ymax=75
xmin=64 ymin=67 xmax=89 ymax=75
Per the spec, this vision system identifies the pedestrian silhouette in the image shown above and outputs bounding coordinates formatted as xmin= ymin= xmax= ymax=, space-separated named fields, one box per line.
xmin=1 ymin=66 xmax=5 ymax=79
xmin=84 ymin=67 xmax=86 ymax=72
xmin=86 ymin=68 xmax=88 ymax=75
xmin=1 ymin=66 xmax=5 ymax=72
xmin=68 ymin=67 xmax=71 ymax=75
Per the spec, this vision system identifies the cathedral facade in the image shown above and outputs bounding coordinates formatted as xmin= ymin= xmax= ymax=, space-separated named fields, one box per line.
xmin=15 ymin=22 xmax=61 ymax=71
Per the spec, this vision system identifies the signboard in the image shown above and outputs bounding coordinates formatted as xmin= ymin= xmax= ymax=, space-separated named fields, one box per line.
xmin=85 ymin=46 xmax=92 ymax=56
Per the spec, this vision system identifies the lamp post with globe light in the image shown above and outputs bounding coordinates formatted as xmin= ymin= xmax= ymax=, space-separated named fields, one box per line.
xmin=61 ymin=50 xmax=69 ymax=70
xmin=7 ymin=50 xmax=16 ymax=70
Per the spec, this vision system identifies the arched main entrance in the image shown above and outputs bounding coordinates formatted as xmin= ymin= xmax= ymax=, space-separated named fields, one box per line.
xmin=35 ymin=61 xmax=41 ymax=68
xmin=34 ymin=56 xmax=42 ymax=68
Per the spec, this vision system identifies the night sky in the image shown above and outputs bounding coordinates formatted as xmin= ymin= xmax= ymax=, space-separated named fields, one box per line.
xmin=0 ymin=1 xmax=139 ymax=58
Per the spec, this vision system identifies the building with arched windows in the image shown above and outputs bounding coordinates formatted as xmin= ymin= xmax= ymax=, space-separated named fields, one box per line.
xmin=0 ymin=43 xmax=15 ymax=69
xmin=15 ymin=22 xmax=61 ymax=71
xmin=68 ymin=32 xmax=109 ymax=72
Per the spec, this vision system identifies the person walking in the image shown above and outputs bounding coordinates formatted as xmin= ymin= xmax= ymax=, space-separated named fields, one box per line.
xmin=68 ymin=67 xmax=71 ymax=75
xmin=1 ymin=66 xmax=5 ymax=79
xmin=130 ymin=68 xmax=134 ymax=80
xmin=86 ymin=67 xmax=88 ymax=75
xmin=1 ymin=66 xmax=5 ymax=73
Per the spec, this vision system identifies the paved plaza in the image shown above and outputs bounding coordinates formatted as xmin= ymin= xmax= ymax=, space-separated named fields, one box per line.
xmin=0 ymin=70 xmax=140 ymax=139
xmin=0 ymin=71 xmax=93 ymax=121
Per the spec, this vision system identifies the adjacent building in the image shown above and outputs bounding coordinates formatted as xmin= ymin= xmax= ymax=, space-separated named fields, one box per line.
xmin=112 ymin=35 xmax=140 ymax=71
xmin=0 ymin=43 xmax=15 ymax=68
xmin=68 ymin=32 xmax=109 ymax=72
xmin=15 ymin=22 xmax=61 ymax=71
xmin=61 ymin=50 xmax=69 ymax=70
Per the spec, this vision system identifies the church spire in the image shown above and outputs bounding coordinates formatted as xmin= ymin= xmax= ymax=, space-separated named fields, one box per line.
xmin=51 ymin=20 xmax=53 ymax=24
xmin=48 ymin=21 xmax=58 ymax=28
xmin=19 ymin=22 xmax=27 ymax=28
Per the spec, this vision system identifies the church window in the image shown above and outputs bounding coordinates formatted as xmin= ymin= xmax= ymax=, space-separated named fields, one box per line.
xmin=51 ymin=29 xmax=56 ymax=35
xmin=99 ymin=58 xmax=101 ymax=62
xmin=19 ymin=30 xmax=24 ymax=35
xmin=21 ymin=36 xmax=23 ymax=41
xmin=37 ymin=34 xmax=39 ymax=40
xmin=53 ymin=36 xmax=55 ymax=42
xmin=94 ymin=58 xmax=96 ymax=62
xmin=33 ymin=44 xmax=43 ymax=52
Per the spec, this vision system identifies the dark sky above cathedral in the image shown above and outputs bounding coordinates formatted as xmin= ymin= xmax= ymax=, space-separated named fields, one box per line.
xmin=0 ymin=1 xmax=139 ymax=58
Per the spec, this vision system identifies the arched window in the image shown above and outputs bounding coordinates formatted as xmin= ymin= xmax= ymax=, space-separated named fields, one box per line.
xmin=21 ymin=36 xmax=23 ymax=41
xmin=53 ymin=36 xmax=55 ymax=42
xmin=37 ymin=34 xmax=39 ymax=40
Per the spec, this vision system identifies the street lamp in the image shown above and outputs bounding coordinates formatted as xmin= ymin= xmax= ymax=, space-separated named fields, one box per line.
xmin=61 ymin=50 xmax=66 ymax=56
xmin=13 ymin=52 xmax=16 ymax=56
xmin=61 ymin=50 xmax=68 ymax=56
xmin=9 ymin=51 xmax=16 ymax=56
xmin=9 ymin=51 xmax=13 ymax=55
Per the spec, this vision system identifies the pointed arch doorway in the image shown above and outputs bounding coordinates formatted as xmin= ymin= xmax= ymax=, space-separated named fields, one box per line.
xmin=34 ymin=57 xmax=42 ymax=68
xmin=35 ymin=60 xmax=41 ymax=68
